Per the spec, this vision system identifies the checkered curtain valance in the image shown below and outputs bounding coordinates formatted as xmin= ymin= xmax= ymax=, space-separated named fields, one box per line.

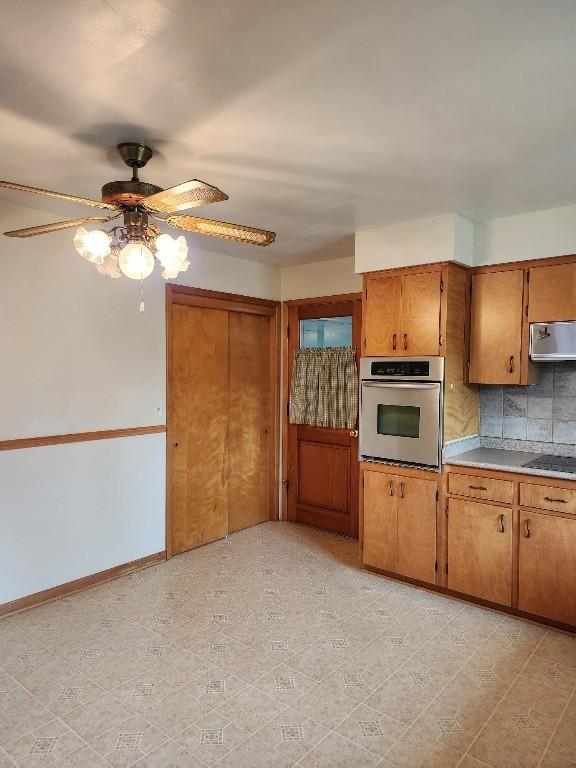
xmin=289 ymin=347 xmax=358 ymax=429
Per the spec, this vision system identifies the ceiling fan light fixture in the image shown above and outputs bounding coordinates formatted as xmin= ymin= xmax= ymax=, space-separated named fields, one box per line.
xmin=74 ymin=227 xmax=111 ymax=264
xmin=118 ymin=242 xmax=155 ymax=280
xmin=155 ymin=233 xmax=189 ymax=278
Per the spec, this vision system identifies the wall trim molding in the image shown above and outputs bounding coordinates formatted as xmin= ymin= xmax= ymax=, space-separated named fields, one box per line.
xmin=0 ymin=425 xmax=167 ymax=452
xmin=0 ymin=550 xmax=166 ymax=618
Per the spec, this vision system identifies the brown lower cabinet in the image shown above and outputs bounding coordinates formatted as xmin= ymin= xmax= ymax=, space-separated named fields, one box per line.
xmin=518 ymin=510 xmax=576 ymax=625
xmin=363 ymin=469 xmax=437 ymax=584
xmin=447 ymin=498 xmax=513 ymax=606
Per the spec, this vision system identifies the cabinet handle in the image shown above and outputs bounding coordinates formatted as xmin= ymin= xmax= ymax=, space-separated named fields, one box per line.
xmin=543 ymin=496 xmax=567 ymax=504
xmin=469 ymin=484 xmax=487 ymax=491
xmin=403 ymin=333 xmax=408 ymax=350
xmin=498 ymin=513 xmax=505 ymax=533
xmin=524 ymin=519 xmax=531 ymax=538
xmin=509 ymin=355 xmax=515 ymax=374
xmin=392 ymin=333 xmax=397 ymax=351
xmin=388 ymin=480 xmax=394 ymax=496
xmin=399 ymin=481 xmax=405 ymax=499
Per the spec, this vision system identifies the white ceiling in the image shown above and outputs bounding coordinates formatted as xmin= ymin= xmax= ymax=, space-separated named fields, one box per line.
xmin=1 ymin=0 xmax=576 ymax=266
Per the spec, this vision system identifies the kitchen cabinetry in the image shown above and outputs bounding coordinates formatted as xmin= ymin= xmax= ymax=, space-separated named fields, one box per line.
xmin=468 ymin=269 xmax=525 ymax=385
xmin=363 ymin=270 xmax=441 ymax=356
xmin=362 ymin=467 xmax=437 ymax=584
xmin=518 ymin=510 xmax=576 ymax=625
xmin=528 ymin=262 xmax=576 ymax=322
xmin=447 ymin=498 xmax=513 ymax=606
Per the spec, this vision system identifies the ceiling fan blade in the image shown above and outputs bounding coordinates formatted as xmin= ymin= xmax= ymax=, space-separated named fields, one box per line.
xmin=167 ymin=215 xmax=276 ymax=247
xmin=0 ymin=180 xmax=118 ymax=210
xmin=4 ymin=216 xmax=114 ymax=238
xmin=141 ymin=180 xmax=228 ymax=213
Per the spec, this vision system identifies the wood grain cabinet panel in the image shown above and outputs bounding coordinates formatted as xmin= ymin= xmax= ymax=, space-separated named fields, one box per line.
xmin=400 ymin=272 xmax=441 ymax=355
xmin=469 ymin=269 xmax=525 ymax=385
xmin=364 ymin=276 xmax=402 ymax=356
xmin=396 ymin=476 xmax=437 ymax=583
xmin=362 ymin=471 xmax=398 ymax=572
xmin=447 ymin=498 xmax=513 ymax=606
xmin=519 ymin=482 xmax=576 ymax=515
xmin=448 ymin=472 xmax=514 ymax=504
xmin=529 ymin=263 xmax=576 ymax=322
xmin=519 ymin=511 xmax=576 ymax=625
xmin=298 ymin=442 xmax=350 ymax=511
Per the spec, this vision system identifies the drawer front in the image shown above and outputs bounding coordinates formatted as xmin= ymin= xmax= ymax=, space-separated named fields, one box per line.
xmin=519 ymin=482 xmax=576 ymax=514
xmin=448 ymin=472 xmax=514 ymax=504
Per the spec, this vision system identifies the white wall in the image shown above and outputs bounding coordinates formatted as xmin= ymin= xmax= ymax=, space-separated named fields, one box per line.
xmin=355 ymin=214 xmax=474 ymax=273
xmin=0 ymin=200 xmax=280 ymax=605
xmin=475 ymin=202 xmax=576 ymax=265
xmin=280 ymin=256 xmax=361 ymax=300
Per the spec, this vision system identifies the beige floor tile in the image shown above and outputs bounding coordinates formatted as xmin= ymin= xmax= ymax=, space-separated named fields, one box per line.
xmin=385 ymin=727 xmax=462 ymax=768
xmin=173 ymin=710 xmax=250 ymax=765
xmin=184 ymin=669 xmax=248 ymax=707
xmin=457 ymin=757 xmax=492 ymax=768
xmin=468 ymin=719 xmax=545 ymax=768
xmin=548 ymin=694 xmax=576 ymax=761
xmin=34 ymin=672 xmax=105 ymax=717
xmin=0 ymin=686 xmax=53 ymax=746
xmin=254 ymin=711 xmax=329 ymax=761
xmin=298 ymin=731 xmax=380 ymax=768
xmin=4 ymin=718 xmax=84 ymax=768
xmin=50 ymin=745 xmax=111 ymax=768
xmin=539 ymin=750 xmax=576 ymax=768
xmin=216 ymin=733 xmax=294 ymax=768
xmin=535 ymin=632 xmax=576 ymax=671
xmin=293 ymin=681 xmax=359 ymax=728
xmin=335 ymin=702 xmax=401 ymax=758
xmin=0 ymin=748 xmax=16 ymax=768
xmin=61 ymin=692 xmax=135 ymax=742
xmin=130 ymin=739 xmax=206 ymax=767
xmin=216 ymin=684 xmax=287 ymax=733
xmin=522 ymin=652 xmax=576 ymax=693
xmin=111 ymin=671 xmax=185 ymax=713
xmin=500 ymin=674 xmax=570 ymax=720
xmin=411 ymin=699 xmax=489 ymax=754
xmin=141 ymin=686 xmax=215 ymax=737
xmin=90 ymin=714 xmax=168 ymax=768
xmin=252 ymin=664 xmax=316 ymax=703
xmin=319 ymin=660 xmax=386 ymax=703
xmin=364 ymin=676 xmax=431 ymax=726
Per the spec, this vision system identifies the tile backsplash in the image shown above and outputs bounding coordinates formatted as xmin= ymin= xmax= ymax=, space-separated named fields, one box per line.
xmin=479 ymin=363 xmax=576 ymax=445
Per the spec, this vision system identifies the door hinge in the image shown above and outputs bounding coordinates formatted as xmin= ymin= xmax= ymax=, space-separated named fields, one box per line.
xmin=434 ymin=560 xmax=438 ymax=572
xmin=439 ymin=334 xmax=443 ymax=347
xmin=440 ymin=278 xmax=444 ymax=293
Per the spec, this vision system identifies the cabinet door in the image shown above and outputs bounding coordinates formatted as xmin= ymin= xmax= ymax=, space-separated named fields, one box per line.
xmin=529 ymin=263 xmax=576 ymax=322
xmin=397 ymin=476 xmax=437 ymax=583
xmin=447 ymin=499 xmax=513 ymax=605
xmin=400 ymin=272 xmax=441 ymax=355
xmin=364 ymin=276 xmax=401 ymax=356
xmin=519 ymin=511 xmax=576 ymax=625
xmin=362 ymin=471 xmax=397 ymax=572
xmin=469 ymin=270 xmax=524 ymax=384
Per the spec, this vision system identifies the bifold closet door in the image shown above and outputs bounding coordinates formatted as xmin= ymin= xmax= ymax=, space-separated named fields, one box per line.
xmin=228 ymin=312 xmax=271 ymax=532
xmin=170 ymin=304 xmax=229 ymax=554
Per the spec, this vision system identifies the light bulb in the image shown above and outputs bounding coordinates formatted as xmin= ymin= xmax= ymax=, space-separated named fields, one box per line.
xmin=118 ymin=242 xmax=155 ymax=280
xmin=74 ymin=227 xmax=111 ymax=264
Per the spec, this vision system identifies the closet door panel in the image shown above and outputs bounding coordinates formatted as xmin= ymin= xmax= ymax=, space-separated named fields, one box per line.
xmin=228 ymin=312 xmax=271 ymax=532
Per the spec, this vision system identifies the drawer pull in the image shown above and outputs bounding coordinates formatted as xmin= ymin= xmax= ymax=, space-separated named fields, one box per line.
xmin=392 ymin=334 xmax=397 ymax=351
xmin=509 ymin=355 xmax=515 ymax=374
xmin=524 ymin=519 xmax=531 ymax=538
xmin=469 ymin=484 xmax=488 ymax=491
xmin=543 ymin=496 xmax=568 ymax=504
xmin=399 ymin=481 xmax=405 ymax=499
xmin=388 ymin=480 xmax=394 ymax=497
xmin=498 ymin=513 xmax=505 ymax=533
xmin=403 ymin=333 xmax=408 ymax=350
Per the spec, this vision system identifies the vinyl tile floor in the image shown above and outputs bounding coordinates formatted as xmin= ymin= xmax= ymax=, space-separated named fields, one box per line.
xmin=1 ymin=521 xmax=575 ymax=768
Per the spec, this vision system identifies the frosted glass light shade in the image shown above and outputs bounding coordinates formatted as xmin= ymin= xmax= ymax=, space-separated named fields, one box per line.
xmin=74 ymin=227 xmax=111 ymax=264
xmin=155 ymin=233 xmax=189 ymax=279
xmin=118 ymin=243 xmax=155 ymax=279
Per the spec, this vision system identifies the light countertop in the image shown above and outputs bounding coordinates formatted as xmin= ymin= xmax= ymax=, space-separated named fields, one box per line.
xmin=445 ymin=447 xmax=576 ymax=482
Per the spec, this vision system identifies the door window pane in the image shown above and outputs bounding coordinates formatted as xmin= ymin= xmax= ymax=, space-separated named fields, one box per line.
xmin=299 ymin=316 xmax=353 ymax=349
xmin=377 ymin=404 xmax=420 ymax=439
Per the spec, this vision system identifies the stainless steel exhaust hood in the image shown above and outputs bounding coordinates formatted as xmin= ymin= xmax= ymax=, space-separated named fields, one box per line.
xmin=530 ymin=322 xmax=576 ymax=361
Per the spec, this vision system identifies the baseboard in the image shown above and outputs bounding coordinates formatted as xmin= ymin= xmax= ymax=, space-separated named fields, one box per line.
xmin=0 ymin=551 xmax=166 ymax=618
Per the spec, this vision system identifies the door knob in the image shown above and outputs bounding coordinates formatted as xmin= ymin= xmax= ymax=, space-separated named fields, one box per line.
xmin=349 ymin=430 xmax=359 ymax=438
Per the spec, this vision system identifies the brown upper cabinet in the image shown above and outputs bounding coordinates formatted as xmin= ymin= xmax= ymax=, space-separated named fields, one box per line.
xmin=528 ymin=262 xmax=576 ymax=322
xmin=364 ymin=270 xmax=441 ymax=356
xmin=468 ymin=268 xmax=526 ymax=385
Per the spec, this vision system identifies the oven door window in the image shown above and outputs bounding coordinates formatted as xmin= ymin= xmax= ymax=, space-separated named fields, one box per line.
xmin=377 ymin=404 xmax=420 ymax=439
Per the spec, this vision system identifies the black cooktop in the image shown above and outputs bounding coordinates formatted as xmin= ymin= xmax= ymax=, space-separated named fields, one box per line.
xmin=523 ymin=454 xmax=576 ymax=473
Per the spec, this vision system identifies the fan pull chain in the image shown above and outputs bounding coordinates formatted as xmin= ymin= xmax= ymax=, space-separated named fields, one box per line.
xmin=139 ymin=279 xmax=145 ymax=313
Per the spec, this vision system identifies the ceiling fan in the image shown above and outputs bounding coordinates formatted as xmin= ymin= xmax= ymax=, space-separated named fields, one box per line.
xmin=0 ymin=142 xmax=276 ymax=284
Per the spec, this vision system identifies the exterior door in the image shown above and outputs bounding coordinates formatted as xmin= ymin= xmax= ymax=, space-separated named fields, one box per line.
xmin=469 ymin=269 xmax=525 ymax=384
xmin=447 ymin=498 xmax=513 ymax=605
xmin=518 ymin=511 xmax=576 ymax=625
xmin=285 ymin=295 xmax=362 ymax=537
xmin=397 ymin=476 xmax=437 ymax=583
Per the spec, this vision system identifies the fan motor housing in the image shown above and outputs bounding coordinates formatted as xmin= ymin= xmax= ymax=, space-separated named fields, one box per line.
xmin=101 ymin=180 xmax=163 ymax=206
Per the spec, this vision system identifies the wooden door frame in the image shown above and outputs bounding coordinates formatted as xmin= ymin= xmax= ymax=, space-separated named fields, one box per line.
xmin=166 ymin=284 xmax=281 ymax=558
xmin=281 ymin=292 xmax=362 ymax=523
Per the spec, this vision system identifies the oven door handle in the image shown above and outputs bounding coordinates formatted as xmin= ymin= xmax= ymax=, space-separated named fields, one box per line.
xmin=361 ymin=382 xmax=440 ymax=390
